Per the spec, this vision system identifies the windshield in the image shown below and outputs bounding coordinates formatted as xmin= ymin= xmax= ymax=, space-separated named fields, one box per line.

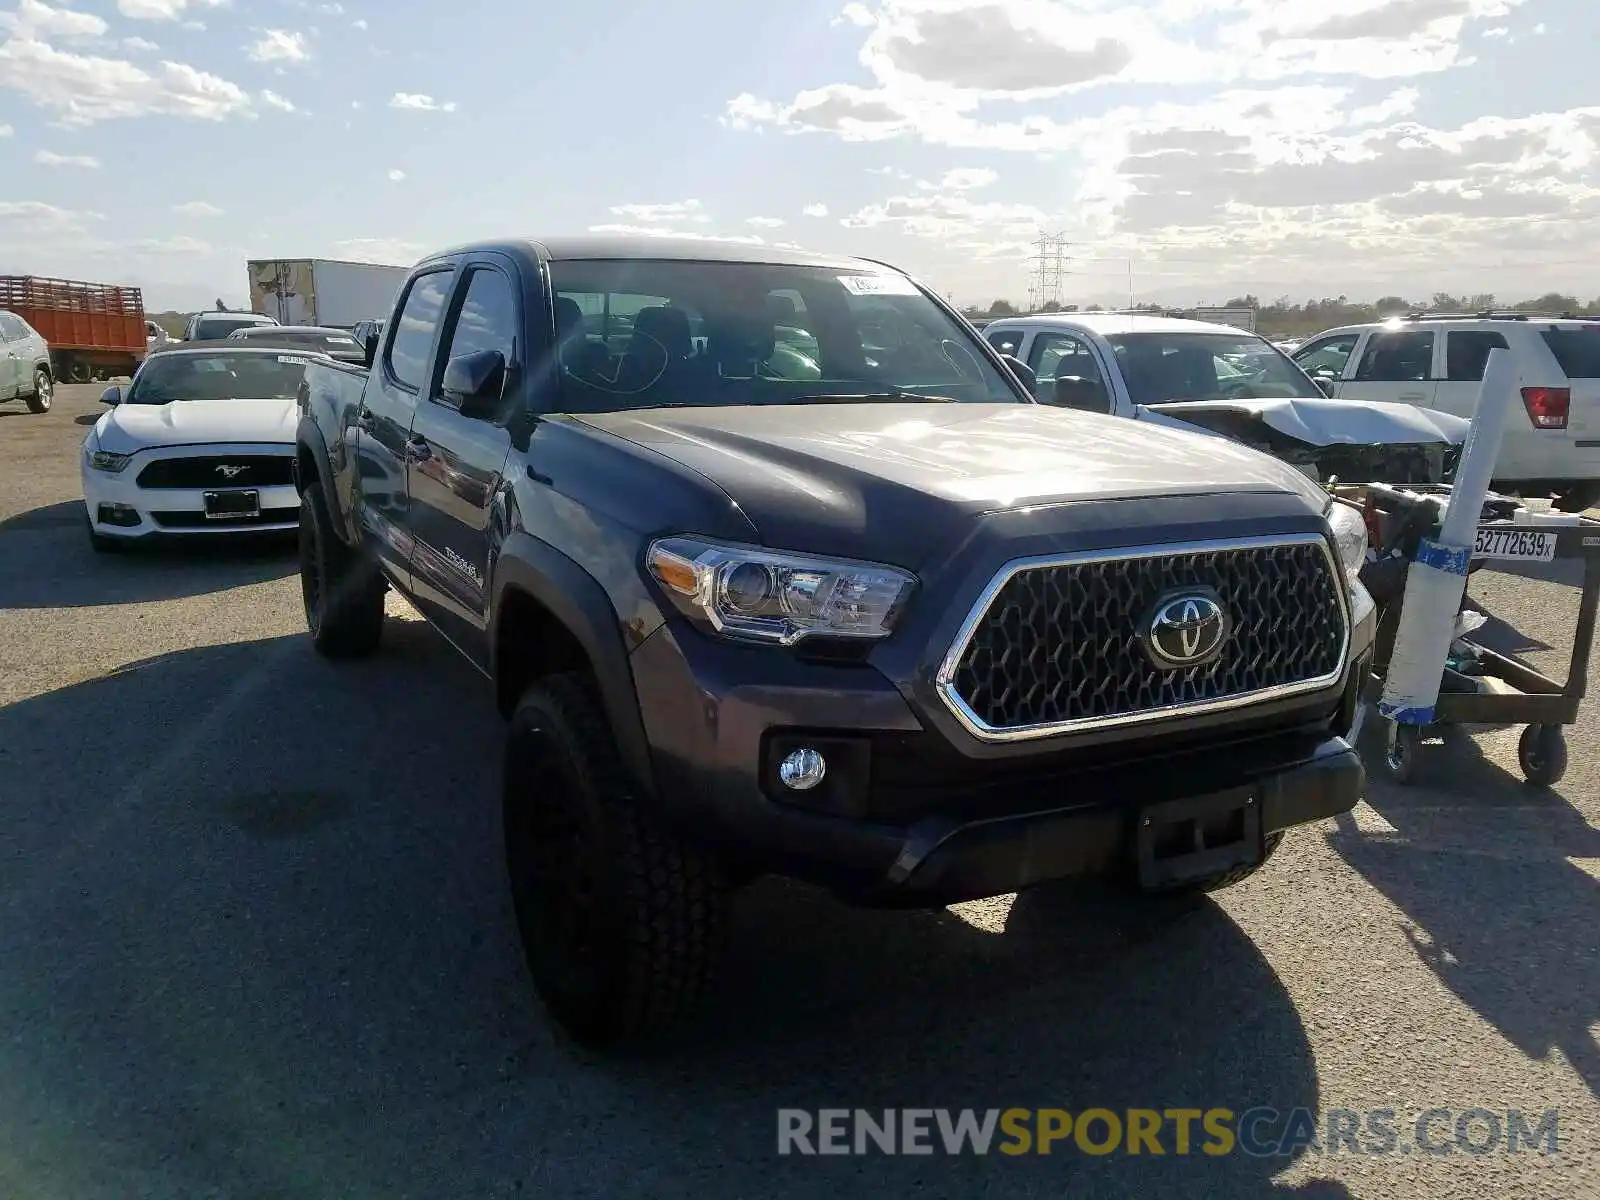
xmin=127 ymin=352 xmax=312 ymax=404
xmin=548 ymin=259 xmax=1024 ymax=412
xmin=1104 ymin=332 xmax=1323 ymax=405
xmin=194 ymin=316 xmax=276 ymax=340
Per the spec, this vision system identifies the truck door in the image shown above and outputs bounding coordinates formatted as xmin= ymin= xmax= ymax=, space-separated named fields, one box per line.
xmin=354 ymin=266 xmax=455 ymax=589
xmin=403 ymin=255 xmax=520 ymax=669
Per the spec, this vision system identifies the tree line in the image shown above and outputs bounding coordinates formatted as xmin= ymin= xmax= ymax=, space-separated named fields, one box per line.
xmin=963 ymin=292 xmax=1600 ymax=338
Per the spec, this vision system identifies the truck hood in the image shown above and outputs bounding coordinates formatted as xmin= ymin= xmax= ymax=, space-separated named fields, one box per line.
xmin=95 ymin=398 xmax=298 ymax=453
xmin=1141 ymin=397 xmax=1469 ymax=447
xmin=575 ymin=403 xmax=1329 ymax=565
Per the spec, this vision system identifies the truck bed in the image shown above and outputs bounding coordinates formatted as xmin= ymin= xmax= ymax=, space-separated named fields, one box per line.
xmin=0 ymin=275 xmax=145 ymax=353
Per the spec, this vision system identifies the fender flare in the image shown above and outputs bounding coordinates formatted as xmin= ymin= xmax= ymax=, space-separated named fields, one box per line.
xmin=492 ymin=531 xmax=657 ymax=798
xmin=294 ymin=416 xmax=360 ymax=547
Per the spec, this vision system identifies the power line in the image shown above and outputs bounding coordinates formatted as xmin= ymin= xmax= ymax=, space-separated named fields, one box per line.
xmin=1027 ymin=231 xmax=1069 ymax=309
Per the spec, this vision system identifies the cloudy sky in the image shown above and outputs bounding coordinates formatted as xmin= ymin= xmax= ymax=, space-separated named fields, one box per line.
xmin=1 ymin=0 xmax=1595 ymax=311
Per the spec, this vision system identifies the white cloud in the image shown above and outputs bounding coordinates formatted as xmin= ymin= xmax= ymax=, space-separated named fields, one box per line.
xmin=123 ymin=36 xmax=159 ymax=51
xmin=134 ymin=234 xmax=211 ymax=254
xmin=587 ymin=223 xmax=768 ymax=246
xmin=171 ymin=200 xmax=222 ymax=216
xmin=1 ymin=0 xmax=107 ymax=40
xmin=331 ymin=236 xmax=425 ymax=264
xmin=745 ymin=216 xmax=786 ymax=228
xmin=387 ymin=168 xmax=404 ymax=181
xmin=34 ymin=149 xmax=100 ymax=167
xmin=0 ymin=124 xmax=11 ymax=137
xmin=802 ymin=202 xmax=829 ymax=217
xmin=352 ymin=17 xmax=366 ymax=29
xmin=247 ymin=30 xmax=309 ymax=63
xmin=0 ymin=38 xmax=255 ymax=125
xmin=389 ymin=92 xmax=456 ymax=113
xmin=259 ymin=89 xmax=295 ymax=112
xmin=608 ymin=199 xmax=711 ymax=224
xmin=117 ymin=0 xmax=228 ymax=20
xmin=930 ymin=167 xmax=998 ymax=190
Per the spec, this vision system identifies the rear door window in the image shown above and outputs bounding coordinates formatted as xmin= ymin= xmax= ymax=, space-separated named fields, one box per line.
xmin=1028 ymin=331 xmax=1104 ymax=384
xmin=1353 ymin=331 xmax=1435 ymax=382
xmin=0 ymin=313 xmax=25 ymax=341
xmin=986 ymin=329 xmax=1021 ymax=357
xmin=1541 ymin=327 xmax=1600 ymax=378
xmin=1445 ymin=330 xmax=1510 ymax=381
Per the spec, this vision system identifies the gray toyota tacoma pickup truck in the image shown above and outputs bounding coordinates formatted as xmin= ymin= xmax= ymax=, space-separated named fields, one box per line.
xmin=293 ymin=236 xmax=1377 ymax=1048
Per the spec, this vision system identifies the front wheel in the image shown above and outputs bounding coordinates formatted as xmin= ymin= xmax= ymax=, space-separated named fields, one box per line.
xmin=504 ymin=673 xmax=729 ymax=1049
xmin=25 ymin=368 xmax=52 ymax=413
xmin=299 ymin=481 xmax=385 ymax=659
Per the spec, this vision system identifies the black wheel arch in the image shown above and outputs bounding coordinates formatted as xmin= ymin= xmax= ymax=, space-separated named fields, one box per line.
xmin=294 ymin=417 xmax=362 ymax=548
xmin=492 ymin=531 xmax=657 ymax=802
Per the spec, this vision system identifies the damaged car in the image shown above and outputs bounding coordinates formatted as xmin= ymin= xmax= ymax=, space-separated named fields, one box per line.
xmin=981 ymin=313 xmax=1468 ymax=485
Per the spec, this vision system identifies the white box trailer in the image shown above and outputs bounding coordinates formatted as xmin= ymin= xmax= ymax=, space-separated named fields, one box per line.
xmin=247 ymin=258 xmax=411 ymax=329
xmin=1187 ymin=306 xmax=1258 ymax=333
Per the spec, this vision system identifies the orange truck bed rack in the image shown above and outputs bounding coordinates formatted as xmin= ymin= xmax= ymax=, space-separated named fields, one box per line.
xmin=0 ymin=274 xmax=147 ymax=382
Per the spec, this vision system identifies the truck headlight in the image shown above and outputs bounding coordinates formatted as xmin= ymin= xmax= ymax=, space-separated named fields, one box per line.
xmin=646 ymin=537 xmax=916 ymax=645
xmin=1326 ymin=499 xmax=1375 ymax=629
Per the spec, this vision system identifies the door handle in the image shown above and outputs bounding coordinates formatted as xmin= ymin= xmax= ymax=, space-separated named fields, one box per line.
xmin=355 ymin=407 xmax=374 ymax=431
xmin=404 ymin=436 xmax=430 ymax=462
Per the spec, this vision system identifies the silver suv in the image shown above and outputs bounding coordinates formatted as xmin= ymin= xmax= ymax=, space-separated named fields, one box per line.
xmin=0 ymin=309 xmax=53 ymax=414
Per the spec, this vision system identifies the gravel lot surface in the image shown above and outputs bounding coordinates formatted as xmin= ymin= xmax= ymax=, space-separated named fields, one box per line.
xmin=2 ymin=385 xmax=1596 ymax=1199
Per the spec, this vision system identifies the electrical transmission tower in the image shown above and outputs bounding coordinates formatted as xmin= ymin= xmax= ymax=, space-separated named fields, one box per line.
xmin=1028 ymin=231 xmax=1069 ymax=311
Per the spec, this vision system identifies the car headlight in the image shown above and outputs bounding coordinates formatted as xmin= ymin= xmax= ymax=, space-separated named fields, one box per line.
xmin=88 ymin=449 xmax=134 ymax=473
xmin=1325 ymin=498 xmax=1376 ymax=628
xmin=646 ymin=537 xmax=916 ymax=645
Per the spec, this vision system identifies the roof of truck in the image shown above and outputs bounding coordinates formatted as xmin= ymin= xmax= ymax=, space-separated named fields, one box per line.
xmin=985 ymin=312 xmax=1264 ymax=338
xmin=419 ymin=235 xmax=888 ymax=272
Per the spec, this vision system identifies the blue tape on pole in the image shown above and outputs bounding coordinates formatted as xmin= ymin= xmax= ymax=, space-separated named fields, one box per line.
xmin=1379 ymin=701 xmax=1436 ymax=724
xmin=1413 ymin=537 xmax=1471 ymax=576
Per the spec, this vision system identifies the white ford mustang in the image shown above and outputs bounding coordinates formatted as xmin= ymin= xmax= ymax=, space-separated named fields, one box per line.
xmin=81 ymin=343 xmax=324 ymax=551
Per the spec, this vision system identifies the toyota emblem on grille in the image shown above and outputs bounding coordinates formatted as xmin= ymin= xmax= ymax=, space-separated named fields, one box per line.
xmin=1143 ymin=590 xmax=1230 ymax=669
xmin=216 ymin=464 xmax=247 ymax=478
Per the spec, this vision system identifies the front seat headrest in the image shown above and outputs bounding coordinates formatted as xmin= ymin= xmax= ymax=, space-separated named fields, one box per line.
xmin=630 ymin=306 xmax=693 ymax=360
xmin=1053 ymin=375 xmax=1111 ymax=413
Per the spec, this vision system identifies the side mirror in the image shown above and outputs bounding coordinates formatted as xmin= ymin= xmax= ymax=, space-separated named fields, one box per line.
xmin=1315 ymin=377 xmax=1337 ymax=397
xmin=441 ymin=348 xmax=507 ymax=418
xmin=100 ymin=386 xmax=121 ymax=405
xmin=1002 ymin=354 xmax=1037 ymax=392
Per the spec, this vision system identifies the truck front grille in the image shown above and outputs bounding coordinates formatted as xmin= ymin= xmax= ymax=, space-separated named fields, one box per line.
xmin=137 ymin=454 xmax=295 ymax=489
xmin=937 ymin=534 xmax=1349 ymax=740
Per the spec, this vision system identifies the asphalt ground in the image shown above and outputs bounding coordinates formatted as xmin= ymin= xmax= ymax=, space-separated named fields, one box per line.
xmin=1 ymin=384 xmax=1597 ymax=1199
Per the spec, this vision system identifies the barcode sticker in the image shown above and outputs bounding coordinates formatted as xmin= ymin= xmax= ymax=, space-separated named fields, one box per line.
xmin=277 ymin=355 xmax=312 ymax=365
xmin=838 ymin=273 xmax=920 ymax=296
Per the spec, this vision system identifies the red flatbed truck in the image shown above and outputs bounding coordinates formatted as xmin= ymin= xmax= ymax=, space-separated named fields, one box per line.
xmin=0 ymin=275 xmax=148 ymax=383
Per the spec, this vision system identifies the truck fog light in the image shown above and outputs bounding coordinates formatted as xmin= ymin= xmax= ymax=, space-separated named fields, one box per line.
xmin=778 ymin=747 xmax=827 ymax=791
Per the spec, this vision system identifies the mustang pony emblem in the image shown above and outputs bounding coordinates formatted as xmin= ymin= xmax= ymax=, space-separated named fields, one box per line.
xmin=215 ymin=464 xmax=248 ymax=479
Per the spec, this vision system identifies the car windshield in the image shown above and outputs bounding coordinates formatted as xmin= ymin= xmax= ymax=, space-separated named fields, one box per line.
xmin=1104 ymin=332 xmax=1323 ymax=405
xmin=548 ymin=259 xmax=1025 ymax=412
xmin=126 ymin=352 xmax=312 ymax=403
xmin=194 ymin=316 xmax=275 ymax=340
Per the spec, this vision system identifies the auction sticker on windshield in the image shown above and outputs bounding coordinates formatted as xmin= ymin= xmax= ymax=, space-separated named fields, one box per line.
xmin=838 ymin=273 xmax=920 ymax=296
xmin=1473 ymin=526 xmax=1558 ymax=562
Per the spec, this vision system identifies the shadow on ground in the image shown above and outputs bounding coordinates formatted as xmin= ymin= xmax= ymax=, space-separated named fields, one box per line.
xmin=0 ymin=628 xmax=1339 ymax=1198
xmin=1341 ymin=714 xmax=1600 ymax=1104
xmin=0 ymin=500 xmax=296 ymax=608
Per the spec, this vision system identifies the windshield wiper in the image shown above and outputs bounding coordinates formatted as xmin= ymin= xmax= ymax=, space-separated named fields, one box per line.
xmin=790 ymin=390 xmax=959 ymax=404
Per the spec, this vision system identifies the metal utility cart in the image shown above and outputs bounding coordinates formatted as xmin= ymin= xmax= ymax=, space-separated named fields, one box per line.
xmin=1331 ymin=482 xmax=1600 ymax=787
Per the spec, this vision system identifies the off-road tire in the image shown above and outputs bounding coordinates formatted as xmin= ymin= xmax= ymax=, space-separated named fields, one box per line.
xmin=504 ymin=672 xmax=728 ymax=1050
xmin=24 ymin=368 xmax=52 ymax=413
xmin=299 ymin=480 xmax=385 ymax=659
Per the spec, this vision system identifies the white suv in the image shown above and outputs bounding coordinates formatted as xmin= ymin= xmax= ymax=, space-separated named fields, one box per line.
xmin=1292 ymin=313 xmax=1600 ymax=512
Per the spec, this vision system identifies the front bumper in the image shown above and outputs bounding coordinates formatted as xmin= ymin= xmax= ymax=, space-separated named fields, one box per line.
xmin=630 ymin=609 xmax=1374 ymax=906
xmin=82 ymin=444 xmax=299 ymax=539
